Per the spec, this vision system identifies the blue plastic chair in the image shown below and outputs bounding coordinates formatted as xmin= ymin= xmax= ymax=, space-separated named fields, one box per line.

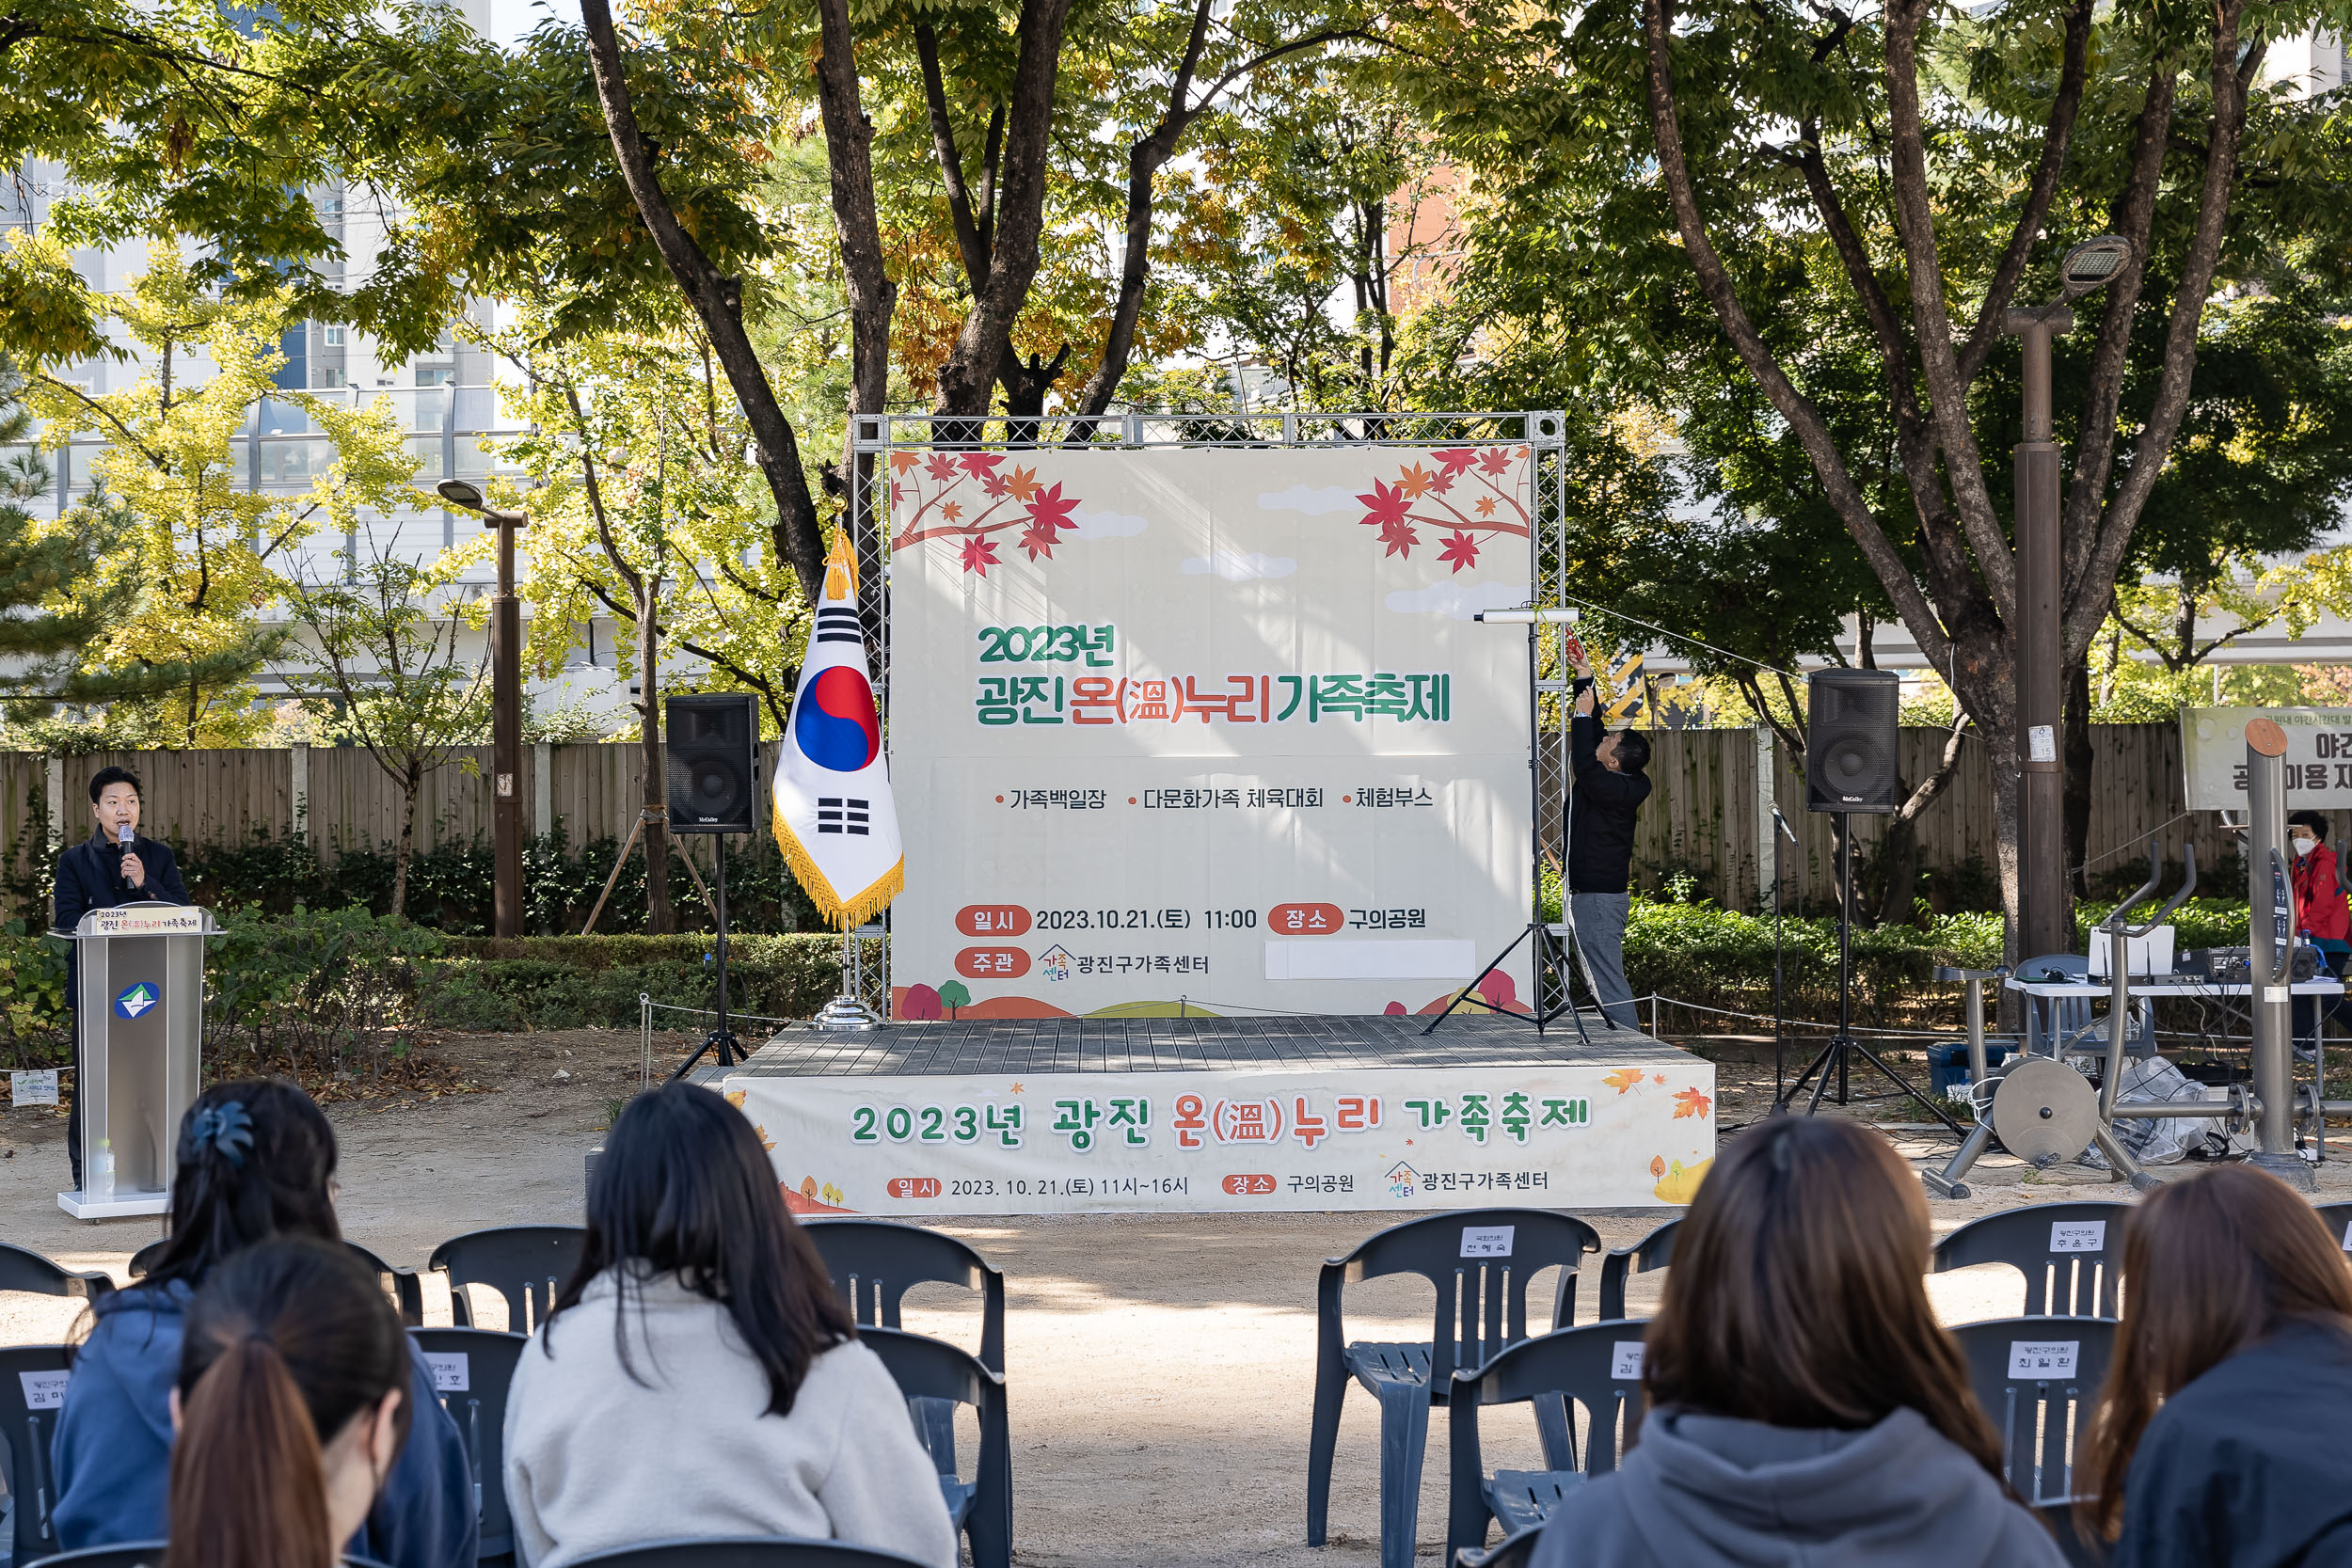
xmin=33 ymin=1551 xmax=385 ymax=1568
xmin=1596 ymin=1218 xmax=1679 ymax=1321
xmin=0 ymin=1243 xmax=113 ymax=1307
xmin=1950 ymin=1318 xmax=2117 ymax=1505
xmin=1 ymin=1343 xmax=72 ymax=1568
xmin=857 ymin=1327 xmax=1010 ymax=1568
xmin=1455 ymin=1528 xmax=1543 ymax=1568
xmin=2034 ymin=1500 xmax=2113 ymax=1568
xmin=1446 ymin=1322 xmax=1648 ymax=1561
xmin=1931 ymin=1202 xmax=2128 ymax=1318
xmin=570 ymin=1541 xmax=929 ymax=1567
xmin=427 ymin=1225 xmax=587 ymax=1332
xmin=801 ymin=1219 xmax=1005 ymax=1474
xmin=409 ymin=1327 xmax=528 ymax=1562
xmin=1307 ymin=1210 xmax=1602 ymax=1568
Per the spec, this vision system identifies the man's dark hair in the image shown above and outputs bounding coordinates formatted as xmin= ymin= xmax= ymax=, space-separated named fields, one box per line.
xmin=1613 ymin=730 xmax=1651 ymax=774
xmin=2290 ymin=809 xmax=2330 ymax=843
xmin=88 ymin=766 xmax=142 ymax=805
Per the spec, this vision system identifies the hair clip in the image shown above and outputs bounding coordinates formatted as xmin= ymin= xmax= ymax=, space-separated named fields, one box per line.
xmin=189 ymin=1101 xmax=254 ymax=1168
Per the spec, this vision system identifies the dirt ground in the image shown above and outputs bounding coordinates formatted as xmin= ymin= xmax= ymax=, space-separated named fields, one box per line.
xmin=9 ymin=1026 xmax=2352 ymax=1566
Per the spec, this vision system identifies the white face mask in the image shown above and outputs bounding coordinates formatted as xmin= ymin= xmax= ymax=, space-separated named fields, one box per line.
xmin=2296 ymin=837 xmax=2320 ymax=857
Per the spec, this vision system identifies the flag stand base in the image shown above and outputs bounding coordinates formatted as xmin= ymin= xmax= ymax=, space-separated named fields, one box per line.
xmin=816 ymin=995 xmax=882 ymax=1031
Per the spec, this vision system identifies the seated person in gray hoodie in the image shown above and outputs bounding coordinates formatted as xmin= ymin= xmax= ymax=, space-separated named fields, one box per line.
xmin=1531 ymin=1116 xmax=2068 ymax=1568
xmin=2079 ymin=1164 xmax=2352 ymax=1567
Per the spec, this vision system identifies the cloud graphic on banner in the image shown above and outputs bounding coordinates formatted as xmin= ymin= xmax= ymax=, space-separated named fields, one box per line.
xmin=1384 ymin=580 xmax=1531 ymax=620
xmin=1256 ymin=483 xmax=1359 ymax=516
xmin=1065 ymin=507 xmax=1150 ymax=539
xmin=1183 ymin=550 xmax=1298 ymax=581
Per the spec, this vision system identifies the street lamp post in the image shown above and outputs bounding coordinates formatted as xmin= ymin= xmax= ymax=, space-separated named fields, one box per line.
xmin=2010 ymin=235 xmax=2134 ymax=962
xmin=437 ymin=479 xmax=527 ymax=939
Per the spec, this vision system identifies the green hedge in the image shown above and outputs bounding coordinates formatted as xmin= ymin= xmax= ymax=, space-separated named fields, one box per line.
xmin=426 ymin=935 xmax=842 ymax=1033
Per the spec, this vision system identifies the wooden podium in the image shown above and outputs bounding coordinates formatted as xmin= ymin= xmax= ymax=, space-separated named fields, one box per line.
xmin=58 ymin=904 xmax=216 ymax=1218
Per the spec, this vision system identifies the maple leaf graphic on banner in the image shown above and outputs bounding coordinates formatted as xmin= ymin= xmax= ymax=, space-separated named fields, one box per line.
xmin=1378 ymin=516 xmax=1419 ymax=558
xmin=960 ymin=535 xmax=1000 ymax=576
xmin=1432 ymin=448 xmax=1479 ymax=478
xmin=1025 ymin=481 xmax=1078 ymax=536
xmin=1603 ymin=1067 xmax=1645 ymax=1095
xmin=1005 ymin=465 xmax=1042 ymax=502
xmin=1438 ymin=530 xmax=1480 ymax=572
xmin=1019 ymin=519 xmax=1060 ymax=562
xmin=1673 ymin=1086 xmax=1713 ymax=1120
xmin=1358 ymin=476 xmax=1411 ymax=532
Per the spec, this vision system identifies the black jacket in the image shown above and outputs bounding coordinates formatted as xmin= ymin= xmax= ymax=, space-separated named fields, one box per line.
xmin=2111 ymin=1318 xmax=2352 ymax=1568
xmin=1566 ymin=706 xmax=1651 ymax=894
xmin=54 ymin=833 xmax=188 ymax=1008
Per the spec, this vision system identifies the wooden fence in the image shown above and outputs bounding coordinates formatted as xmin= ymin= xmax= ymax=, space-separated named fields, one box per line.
xmin=4 ymin=723 xmax=2218 ymax=911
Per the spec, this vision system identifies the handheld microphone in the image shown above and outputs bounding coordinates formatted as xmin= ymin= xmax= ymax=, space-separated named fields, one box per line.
xmin=117 ymin=822 xmax=133 ymax=849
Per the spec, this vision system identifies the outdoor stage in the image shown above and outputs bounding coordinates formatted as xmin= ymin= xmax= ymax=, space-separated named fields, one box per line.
xmin=707 ymin=1014 xmax=1715 ymax=1216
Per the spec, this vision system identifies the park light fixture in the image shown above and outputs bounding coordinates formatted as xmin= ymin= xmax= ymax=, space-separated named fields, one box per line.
xmin=436 ymin=475 xmax=528 ymax=937
xmin=2059 ymin=235 xmax=2135 ymax=300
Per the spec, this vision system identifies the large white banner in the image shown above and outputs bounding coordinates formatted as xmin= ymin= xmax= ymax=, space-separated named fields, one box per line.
xmin=2181 ymin=705 xmax=2352 ymax=809
xmin=727 ymin=1062 xmax=1716 ymax=1216
xmin=886 ymin=444 xmax=1535 ymax=1019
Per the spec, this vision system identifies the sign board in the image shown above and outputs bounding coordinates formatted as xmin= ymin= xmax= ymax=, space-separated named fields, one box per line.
xmin=724 ymin=1063 xmax=1716 ymax=1216
xmin=10 ymin=1069 xmax=58 ymax=1106
xmin=2181 ymin=706 xmax=2352 ymax=810
xmin=424 ymin=1352 xmax=470 ymax=1392
xmin=78 ymin=905 xmax=210 ymax=937
xmin=886 ymin=444 xmax=1534 ymax=1019
xmin=2008 ymin=1340 xmax=2081 ymax=1379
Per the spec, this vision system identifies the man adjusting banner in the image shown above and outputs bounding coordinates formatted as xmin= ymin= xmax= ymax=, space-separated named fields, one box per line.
xmin=774 ymin=535 xmax=903 ymax=927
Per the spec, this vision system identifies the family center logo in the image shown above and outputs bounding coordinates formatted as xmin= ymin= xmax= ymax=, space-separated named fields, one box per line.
xmin=113 ymin=981 xmax=161 ymax=1020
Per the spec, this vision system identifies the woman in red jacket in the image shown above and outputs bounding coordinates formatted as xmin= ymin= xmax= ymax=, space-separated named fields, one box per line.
xmin=2288 ymin=812 xmax=2349 ymax=1057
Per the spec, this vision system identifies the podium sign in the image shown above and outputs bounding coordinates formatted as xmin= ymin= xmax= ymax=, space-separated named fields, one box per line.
xmin=63 ymin=905 xmax=216 ymax=1218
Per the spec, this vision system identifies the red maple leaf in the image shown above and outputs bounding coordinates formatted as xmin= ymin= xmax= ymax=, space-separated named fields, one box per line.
xmin=924 ymin=452 xmax=961 ymax=482
xmin=978 ymin=471 xmax=1009 ymax=498
xmin=1673 ymin=1086 xmax=1714 ymax=1120
xmin=1024 ymin=481 xmax=1079 ymax=538
xmin=1357 ymin=477 xmax=1411 ymax=533
xmin=1378 ymin=516 xmax=1419 ymax=558
xmin=1477 ymin=447 xmax=1513 ymax=475
xmin=958 ymin=452 xmax=1005 ymax=478
xmin=1438 ymin=530 xmax=1480 ymax=572
xmin=1019 ymin=519 xmax=1060 ymax=562
xmin=1432 ymin=447 xmax=1479 ymax=478
xmin=960 ymin=536 xmax=1001 ymax=576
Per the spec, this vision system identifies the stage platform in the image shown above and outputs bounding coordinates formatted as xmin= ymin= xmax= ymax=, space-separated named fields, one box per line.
xmin=705 ymin=1012 xmax=1680 ymax=1080
xmin=714 ymin=1014 xmax=1714 ymax=1216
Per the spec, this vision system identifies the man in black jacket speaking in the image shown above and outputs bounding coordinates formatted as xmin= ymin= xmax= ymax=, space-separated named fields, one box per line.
xmin=1565 ymin=642 xmax=1651 ymax=1030
xmin=53 ymin=766 xmax=188 ymax=1187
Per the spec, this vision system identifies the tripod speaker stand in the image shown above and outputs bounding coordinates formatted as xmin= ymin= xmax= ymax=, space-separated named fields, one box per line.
xmin=1775 ymin=813 xmax=1963 ymax=1135
xmin=664 ymin=693 xmax=759 ymax=1080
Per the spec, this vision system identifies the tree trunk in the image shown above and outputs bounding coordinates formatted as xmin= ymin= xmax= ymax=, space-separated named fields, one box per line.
xmin=2064 ymin=652 xmax=2094 ymax=897
xmin=638 ymin=585 xmax=672 ymax=935
xmin=392 ymin=767 xmax=419 ymax=920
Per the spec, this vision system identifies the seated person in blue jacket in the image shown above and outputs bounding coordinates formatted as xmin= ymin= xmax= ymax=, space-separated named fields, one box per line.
xmin=53 ymin=765 xmax=188 ymax=1189
xmin=52 ymin=1078 xmax=477 ymax=1568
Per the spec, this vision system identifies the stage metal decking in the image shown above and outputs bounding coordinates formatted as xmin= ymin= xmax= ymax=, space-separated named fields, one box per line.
xmin=707 ymin=1012 xmax=1689 ymax=1081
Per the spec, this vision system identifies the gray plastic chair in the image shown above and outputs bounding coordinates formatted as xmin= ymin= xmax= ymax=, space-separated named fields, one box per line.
xmin=1 ymin=1343 xmax=72 ymax=1567
xmin=1446 ymin=1321 xmax=1648 ymax=1562
xmin=801 ymin=1220 xmax=1006 ymax=1474
xmin=427 ymin=1225 xmax=586 ymax=1332
xmin=1307 ymin=1210 xmax=1602 ymax=1568
xmin=1951 ymin=1318 xmax=2118 ymax=1505
xmin=0 ymin=1242 xmax=114 ymax=1306
xmin=19 ymin=1544 xmax=167 ymax=1568
xmin=408 ymin=1327 xmax=528 ymax=1561
xmin=857 ymin=1327 xmax=1009 ymax=1568
xmin=1596 ymin=1218 xmax=1679 ymax=1320
xmin=1931 ymin=1202 xmax=2128 ymax=1318
xmin=130 ymin=1236 xmax=421 ymax=1326
xmin=1455 ymin=1526 xmax=1544 ymax=1568
xmin=570 ymin=1541 xmax=928 ymax=1568
xmin=2313 ymin=1201 xmax=2352 ymax=1254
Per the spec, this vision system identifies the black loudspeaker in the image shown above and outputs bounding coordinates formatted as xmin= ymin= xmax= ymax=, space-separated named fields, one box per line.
xmin=1805 ymin=669 xmax=1899 ymax=815
xmin=666 ymin=693 xmax=758 ymax=834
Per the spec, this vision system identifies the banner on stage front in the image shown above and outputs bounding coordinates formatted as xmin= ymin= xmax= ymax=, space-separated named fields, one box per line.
xmin=725 ymin=1062 xmax=1715 ymax=1216
xmin=887 ymin=441 xmax=1538 ymax=1018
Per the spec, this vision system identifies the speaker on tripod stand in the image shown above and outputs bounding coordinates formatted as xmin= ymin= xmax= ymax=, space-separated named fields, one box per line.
xmin=666 ymin=693 xmax=758 ymax=1078
xmin=1785 ymin=670 xmax=1960 ymax=1134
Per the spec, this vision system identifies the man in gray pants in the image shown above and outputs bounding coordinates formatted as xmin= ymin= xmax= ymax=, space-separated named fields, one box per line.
xmin=1565 ymin=643 xmax=1652 ymax=1030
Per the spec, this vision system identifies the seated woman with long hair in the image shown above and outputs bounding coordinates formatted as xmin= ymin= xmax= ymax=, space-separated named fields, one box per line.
xmin=2081 ymin=1164 xmax=2352 ymax=1566
xmin=166 ymin=1237 xmax=413 ymax=1568
xmin=503 ymin=1082 xmax=957 ymax=1568
xmin=1531 ymin=1116 xmax=2066 ymax=1568
xmin=53 ymin=1079 xmax=474 ymax=1568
